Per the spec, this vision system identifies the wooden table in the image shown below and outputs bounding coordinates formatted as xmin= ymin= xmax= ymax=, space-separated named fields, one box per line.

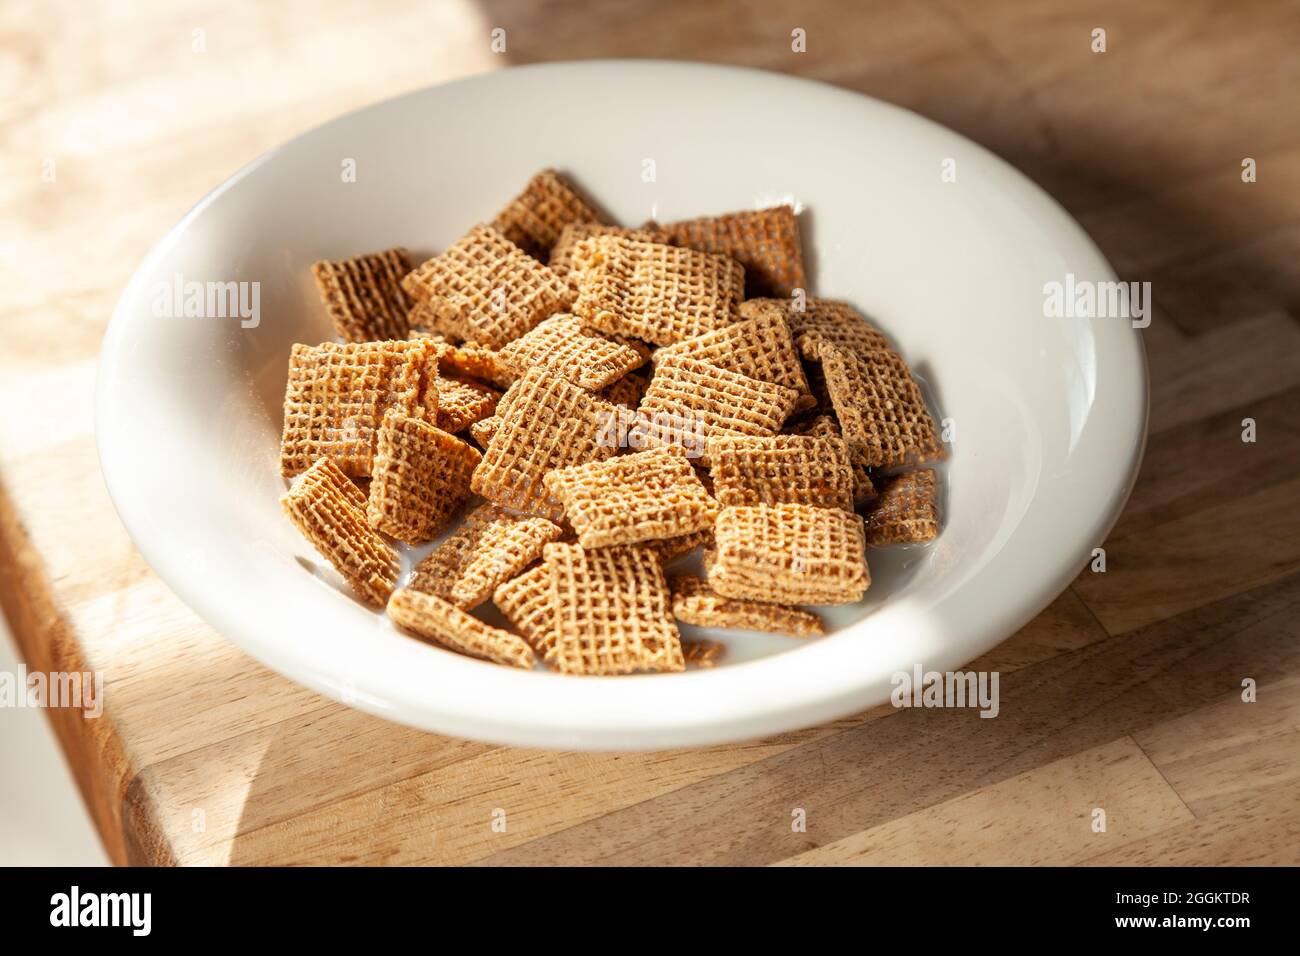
xmin=3 ymin=0 xmax=1298 ymax=866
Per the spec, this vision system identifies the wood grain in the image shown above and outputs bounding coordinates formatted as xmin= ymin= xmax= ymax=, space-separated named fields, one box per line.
xmin=1 ymin=0 xmax=1297 ymax=866
xmin=775 ymin=738 xmax=1193 ymax=867
xmin=478 ymin=572 xmax=1300 ymax=865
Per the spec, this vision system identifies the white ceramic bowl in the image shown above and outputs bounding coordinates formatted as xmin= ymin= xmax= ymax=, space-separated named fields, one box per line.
xmin=97 ymin=61 xmax=1146 ymax=750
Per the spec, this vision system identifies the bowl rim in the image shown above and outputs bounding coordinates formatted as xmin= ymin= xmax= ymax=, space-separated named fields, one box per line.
xmin=96 ymin=59 xmax=1148 ymax=750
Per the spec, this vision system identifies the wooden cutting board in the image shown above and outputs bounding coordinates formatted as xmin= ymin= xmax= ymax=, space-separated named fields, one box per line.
xmin=2 ymin=0 xmax=1298 ymax=865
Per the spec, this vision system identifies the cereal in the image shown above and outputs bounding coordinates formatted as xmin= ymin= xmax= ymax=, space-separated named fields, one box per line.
xmin=492 ymin=563 xmax=557 ymax=663
xmin=498 ymin=314 xmax=647 ymax=390
xmin=409 ymin=503 xmax=563 ymax=609
xmin=708 ymin=503 xmax=869 ymax=605
xmin=633 ymin=354 xmax=800 ymax=458
xmin=388 ymin=588 xmax=534 ymax=669
xmin=406 ymin=526 xmax=472 ymax=602
xmin=670 ymin=575 xmax=825 ymax=638
xmin=865 ymin=469 xmax=940 ymax=546
xmin=571 ymin=235 xmax=744 ymax=345
xmin=366 ymin=410 xmax=479 ymax=542
xmin=468 ymin=414 xmax=499 ymax=449
xmin=549 ymin=223 xmax=660 ymax=291
xmin=741 ymin=297 xmax=890 ymax=360
xmin=604 ymin=330 xmax=654 ymax=365
xmin=417 ymin=334 xmax=517 ymax=388
xmin=312 ymin=248 xmax=413 ymax=342
xmin=655 ymin=308 xmax=812 ymax=409
xmin=798 ymin=355 xmax=837 ymax=420
xmin=407 ymin=302 xmax=464 ymax=342
xmin=681 ymin=640 xmax=726 ymax=668
xmin=787 ymin=414 xmax=877 ymax=505
xmin=281 ymin=457 xmax=400 ymax=607
xmin=543 ymin=446 xmax=718 ymax=549
xmin=817 ymin=342 xmax=945 ymax=469
xmin=598 ymin=370 xmax=647 ymax=408
xmin=279 ymin=338 xmax=438 ymax=477
xmin=490 ymin=169 xmax=606 ymax=259
xmin=660 ymin=204 xmax=805 ymax=298
xmin=470 ymin=368 xmax=618 ymax=519
xmin=277 ymin=181 xmax=947 ymax=675
xmin=645 ymin=527 xmax=715 ymax=562
xmin=847 ymin=447 xmax=880 ymax=505
xmin=545 ymin=542 xmax=684 ymax=675
xmin=706 ymin=434 xmax=854 ymax=512
xmin=434 ymin=376 xmax=501 ymax=433
xmin=401 ymin=224 xmax=569 ymax=348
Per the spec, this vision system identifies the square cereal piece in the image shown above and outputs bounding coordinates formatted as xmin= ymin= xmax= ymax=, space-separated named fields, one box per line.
xmin=388 ymin=588 xmax=534 ymax=669
xmin=312 ymin=248 xmax=414 ymax=342
xmin=798 ymin=355 xmax=837 ymax=419
xmin=543 ymin=446 xmax=718 ymax=549
xmin=706 ymin=434 xmax=854 ymax=512
xmin=281 ymin=457 xmax=400 ymax=607
xmin=681 ymin=640 xmax=726 ymax=668
xmin=468 ymin=414 xmax=499 ymax=449
xmin=786 ymin=414 xmax=877 ymax=505
xmin=598 ymin=370 xmax=647 ymax=408
xmin=545 ymin=542 xmax=684 ymax=675
xmin=366 ymin=410 xmax=480 ymax=543
xmin=407 ymin=302 xmax=464 ymax=342
xmin=670 ymin=575 xmax=825 ymax=638
xmin=549 ymin=223 xmax=661 ymax=292
xmin=571 ymin=234 xmax=744 ymax=345
xmin=708 ymin=503 xmax=869 ymax=605
xmin=865 ymin=469 xmax=941 ymax=546
xmin=660 ymin=205 xmax=806 ymax=299
xmin=493 ymin=563 xmax=557 ymax=663
xmin=435 ymin=376 xmax=501 ymax=433
xmin=484 ymin=365 xmax=632 ymax=480
xmin=847 ymin=445 xmax=879 ymax=505
xmin=498 ymin=314 xmax=647 ymax=390
xmin=409 ymin=502 xmax=563 ymax=609
xmin=401 ymin=224 xmax=570 ymax=349
xmin=654 ymin=308 xmax=813 ymax=409
xmin=645 ymin=527 xmax=714 ymax=563
xmin=490 ymin=169 xmax=606 ymax=260
xmin=279 ymin=338 xmax=438 ymax=477
xmin=741 ymin=297 xmax=890 ymax=360
xmin=470 ymin=368 xmax=618 ymax=519
xmin=633 ymin=355 xmax=800 ymax=459
xmin=817 ymin=342 xmax=945 ymax=469
xmin=421 ymin=335 xmax=517 ymax=388
xmin=444 ymin=506 xmax=562 ymax=609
